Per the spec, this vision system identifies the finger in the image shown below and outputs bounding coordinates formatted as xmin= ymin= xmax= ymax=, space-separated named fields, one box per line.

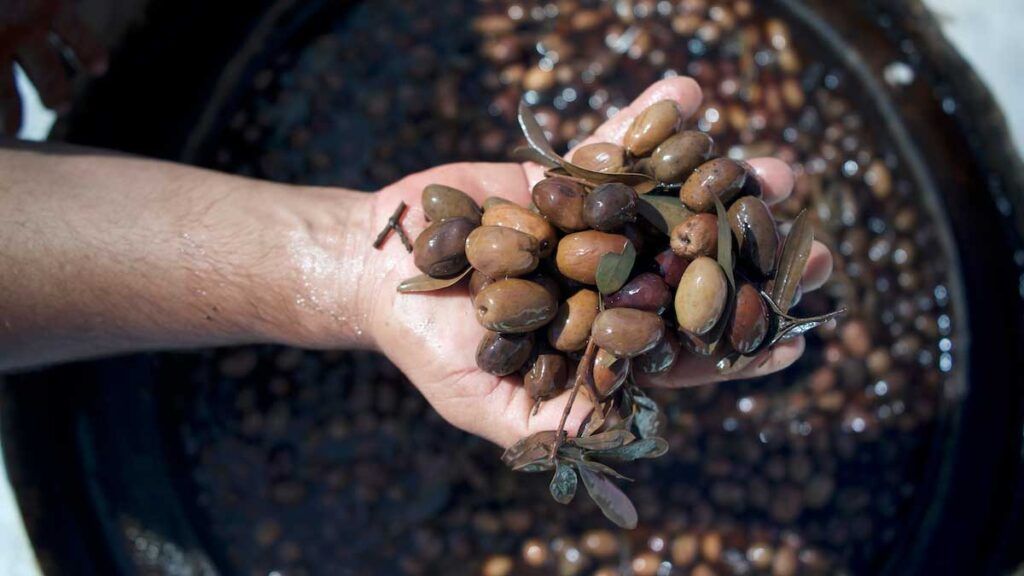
xmin=0 ymin=60 xmax=21 ymax=134
xmin=802 ymin=241 xmax=833 ymax=292
xmin=641 ymin=337 xmax=805 ymax=389
xmin=15 ymin=37 xmax=70 ymax=112
xmin=399 ymin=162 xmax=532 ymax=208
xmin=485 ymin=378 xmax=594 ymax=449
xmin=53 ymin=10 xmax=108 ymax=75
xmin=745 ymin=157 xmax=794 ymax=205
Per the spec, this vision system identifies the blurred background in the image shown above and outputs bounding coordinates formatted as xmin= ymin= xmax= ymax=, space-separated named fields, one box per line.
xmin=1 ymin=0 xmax=1022 ymax=575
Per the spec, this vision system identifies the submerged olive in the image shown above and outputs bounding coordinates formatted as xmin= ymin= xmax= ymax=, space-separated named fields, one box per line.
xmin=636 ymin=331 xmax=681 ymax=375
xmin=675 ymin=256 xmax=728 ymax=335
xmin=476 ymin=331 xmax=533 ymax=376
xmin=466 ymin=226 xmax=540 ymax=278
xmin=603 ymin=272 xmax=672 ymax=314
xmin=728 ymin=283 xmax=769 ymax=354
xmin=728 ymin=196 xmax=779 ymax=279
xmin=556 ymin=231 xmax=631 ymax=284
xmin=572 ymin=142 xmax=627 ymax=173
xmin=524 ymin=352 xmax=568 ymax=401
xmin=584 ymin=183 xmax=639 ymax=231
xmin=422 ymin=184 xmax=482 ymax=224
xmin=482 ymin=202 xmax=558 ymax=257
xmin=413 ymin=217 xmax=476 ymax=278
xmin=548 ymin=289 xmax=600 ymax=352
xmin=679 ymin=158 xmax=749 ymax=212
xmin=532 ymin=177 xmax=588 ymax=232
xmin=591 ymin=308 xmax=665 ymax=358
xmin=670 ymin=213 xmax=719 ymax=259
xmin=655 ymin=248 xmax=690 ymax=288
xmin=651 ymin=131 xmax=714 ymax=183
xmin=469 ymin=270 xmax=495 ymax=300
xmin=475 ymin=279 xmax=557 ymax=333
xmin=593 ymin=348 xmax=629 ymax=399
xmin=624 ymin=100 xmax=682 ymax=156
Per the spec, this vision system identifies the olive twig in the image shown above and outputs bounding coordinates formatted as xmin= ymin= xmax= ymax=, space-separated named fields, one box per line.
xmin=550 ymin=339 xmax=597 ymax=461
xmin=372 ymin=201 xmax=413 ymax=251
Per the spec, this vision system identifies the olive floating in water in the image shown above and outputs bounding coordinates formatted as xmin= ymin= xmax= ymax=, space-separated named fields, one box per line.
xmin=591 ymin=308 xmax=665 ymax=358
xmin=584 ymin=183 xmax=639 ymax=231
xmin=623 ymin=100 xmax=682 ymax=156
xmin=635 ymin=330 xmax=681 ymax=375
xmin=655 ymin=248 xmax=689 ymax=288
xmin=651 ymin=131 xmax=714 ymax=183
xmin=482 ymin=201 xmax=558 ymax=257
xmin=679 ymin=157 xmax=749 ymax=212
xmin=524 ymin=352 xmax=568 ymax=402
xmin=593 ymin=348 xmax=629 ymax=399
xmin=728 ymin=282 xmax=769 ymax=354
xmin=547 ymin=289 xmax=600 ymax=352
xmin=555 ymin=231 xmax=631 ymax=284
xmin=675 ymin=256 xmax=728 ymax=335
xmin=421 ymin=184 xmax=482 ymax=224
xmin=670 ymin=213 xmax=719 ymax=259
xmin=603 ymin=272 xmax=672 ymax=314
xmin=532 ymin=177 xmax=588 ymax=232
xmin=413 ymin=217 xmax=476 ymax=278
xmin=466 ymin=225 xmax=540 ymax=278
xmin=474 ymin=278 xmax=557 ymax=333
xmin=572 ymin=142 xmax=627 ymax=174
xmin=728 ymin=196 xmax=779 ymax=279
xmin=477 ymin=331 xmax=534 ymax=376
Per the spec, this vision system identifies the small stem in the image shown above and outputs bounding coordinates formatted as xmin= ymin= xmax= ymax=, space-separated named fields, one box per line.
xmin=550 ymin=339 xmax=597 ymax=461
xmin=372 ymin=201 xmax=412 ymax=251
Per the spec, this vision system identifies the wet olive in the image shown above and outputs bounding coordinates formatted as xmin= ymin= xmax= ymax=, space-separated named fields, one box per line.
xmin=655 ymin=248 xmax=690 ymax=288
xmin=651 ymin=131 xmax=714 ymax=183
xmin=572 ymin=142 xmax=627 ymax=173
xmin=728 ymin=282 xmax=769 ymax=354
xmin=675 ymin=256 xmax=728 ymax=335
xmin=555 ymin=231 xmax=631 ymax=284
xmin=483 ymin=196 xmax=513 ymax=211
xmin=524 ymin=352 xmax=568 ymax=401
xmin=679 ymin=157 xmax=749 ymax=212
xmin=593 ymin=348 xmax=629 ymax=399
xmin=469 ymin=270 xmax=495 ymax=300
xmin=421 ymin=184 xmax=482 ymax=224
xmin=603 ymin=272 xmax=672 ymax=314
xmin=413 ymin=217 xmax=476 ymax=277
xmin=670 ymin=213 xmax=719 ymax=259
xmin=475 ymin=279 xmax=557 ymax=333
xmin=591 ymin=308 xmax=665 ymax=358
xmin=532 ymin=177 xmax=588 ymax=232
xmin=524 ymin=271 xmax=562 ymax=302
xmin=632 ymin=157 xmax=655 ymax=178
xmin=547 ymin=289 xmax=600 ymax=352
xmin=476 ymin=331 xmax=533 ymax=376
xmin=584 ymin=183 xmax=639 ymax=231
xmin=636 ymin=330 xmax=681 ymax=374
xmin=466 ymin=225 xmax=540 ymax=278
xmin=482 ymin=202 xmax=558 ymax=257
xmin=728 ymin=196 xmax=779 ymax=279
xmin=623 ymin=100 xmax=682 ymax=156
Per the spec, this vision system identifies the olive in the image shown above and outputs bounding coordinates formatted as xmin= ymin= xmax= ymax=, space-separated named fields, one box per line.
xmin=555 ymin=231 xmax=631 ymax=285
xmin=475 ymin=279 xmax=557 ymax=333
xmin=728 ymin=282 xmax=769 ymax=354
xmin=483 ymin=196 xmax=513 ymax=211
xmin=603 ymin=272 xmax=671 ymax=314
xmin=524 ymin=352 xmax=568 ymax=401
xmin=679 ymin=157 xmax=749 ymax=212
xmin=675 ymin=256 xmax=728 ymax=335
xmin=524 ymin=271 xmax=562 ymax=302
xmin=583 ymin=183 xmax=638 ymax=231
xmin=728 ymin=196 xmax=779 ymax=279
xmin=670 ymin=213 xmax=719 ymax=259
xmin=593 ymin=348 xmax=629 ymax=399
xmin=635 ymin=330 xmax=680 ymax=374
xmin=651 ymin=131 xmax=714 ymax=183
xmin=547 ymin=289 xmax=600 ymax=352
xmin=591 ymin=308 xmax=665 ymax=358
xmin=655 ymin=248 xmax=689 ymax=288
xmin=413 ymin=217 xmax=476 ymax=277
xmin=421 ymin=184 xmax=482 ymax=224
xmin=476 ymin=331 xmax=533 ymax=376
xmin=623 ymin=100 xmax=682 ymax=156
xmin=466 ymin=225 xmax=540 ymax=278
xmin=632 ymin=157 xmax=656 ymax=178
xmin=532 ymin=177 xmax=588 ymax=232
xmin=482 ymin=201 xmax=558 ymax=257
xmin=469 ymin=270 xmax=495 ymax=300
xmin=571 ymin=142 xmax=626 ymax=173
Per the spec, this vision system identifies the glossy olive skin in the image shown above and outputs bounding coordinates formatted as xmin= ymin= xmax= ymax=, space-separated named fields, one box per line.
xmin=483 ymin=196 xmax=513 ymax=211
xmin=603 ymin=272 xmax=672 ymax=314
xmin=728 ymin=282 xmax=769 ymax=354
xmin=547 ymin=289 xmax=600 ymax=352
xmin=413 ymin=217 xmax=476 ymax=277
xmin=636 ymin=330 xmax=681 ymax=374
xmin=474 ymin=279 xmax=557 ymax=333
xmin=555 ymin=231 xmax=631 ymax=284
xmin=655 ymin=248 xmax=689 ymax=288
xmin=572 ymin=142 xmax=626 ymax=174
xmin=469 ymin=270 xmax=495 ymax=300
xmin=465 ymin=225 xmax=540 ymax=278
xmin=670 ymin=213 xmax=719 ymax=259
xmin=623 ymin=100 xmax=682 ymax=156
xmin=524 ymin=352 xmax=568 ymax=401
xmin=651 ymin=131 xmax=714 ymax=183
xmin=728 ymin=196 xmax=779 ymax=279
xmin=675 ymin=256 xmax=728 ymax=335
xmin=593 ymin=348 xmax=629 ymax=399
xmin=482 ymin=202 xmax=558 ymax=257
xmin=421 ymin=184 xmax=482 ymax=224
xmin=524 ymin=271 xmax=562 ymax=302
xmin=476 ymin=331 xmax=533 ymax=376
xmin=591 ymin=308 xmax=665 ymax=358
xmin=532 ymin=177 xmax=587 ymax=232
xmin=679 ymin=158 xmax=750 ymax=212
xmin=583 ymin=183 xmax=639 ymax=231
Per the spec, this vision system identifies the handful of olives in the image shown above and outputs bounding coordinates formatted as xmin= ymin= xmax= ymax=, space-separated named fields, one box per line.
xmin=395 ymin=100 xmax=843 ymax=528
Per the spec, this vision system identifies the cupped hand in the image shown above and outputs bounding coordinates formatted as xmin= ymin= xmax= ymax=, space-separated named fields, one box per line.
xmin=364 ymin=78 xmax=833 ymax=448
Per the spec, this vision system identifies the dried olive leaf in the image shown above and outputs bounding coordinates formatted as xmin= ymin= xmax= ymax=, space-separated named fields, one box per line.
xmin=578 ymin=465 xmax=639 ymax=529
xmin=549 ymin=461 xmax=578 ymax=504
xmin=570 ymin=429 xmax=636 ymax=451
xmin=595 ymin=242 xmax=637 ymax=295
xmin=397 ymin=267 xmax=472 ymax=293
xmin=502 ymin=430 xmax=559 ymax=470
xmin=518 ymin=459 xmax=557 ymax=473
xmin=770 ymin=209 xmax=813 ymax=314
xmin=713 ymin=194 xmax=735 ymax=289
xmin=634 ymin=401 xmax=662 ymax=439
xmin=637 ymin=195 xmax=693 ymax=235
xmin=512 ymin=145 xmax=561 ymax=168
xmin=595 ymin=437 xmax=670 ymax=461
xmin=576 ymin=459 xmax=633 ymax=481
xmin=518 ymin=100 xmax=564 ymax=166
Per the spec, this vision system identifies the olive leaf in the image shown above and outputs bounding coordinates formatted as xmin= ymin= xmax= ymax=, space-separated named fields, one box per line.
xmin=517 ymin=100 xmax=563 ymax=166
xmin=512 ymin=145 xmax=561 ymax=168
xmin=637 ymin=195 xmax=693 ymax=235
xmin=713 ymin=194 xmax=735 ymax=290
xmin=575 ymin=459 xmax=633 ymax=481
xmin=578 ymin=465 xmax=639 ymax=529
xmin=397 ymin=267 xmax=472 ymax=293
xmin=502 ymin=430 xmax=559 ymax=470
xmin=570 ymin=429 xmax=635 ymax=451
xmin=549 ymin=461 xmax=578 ymax=504
xmin=634 ymin=400 xmax=662 ymax=439
xmin=518 ymin=460 xmax=557 ymax=473
xmin=596 ymin=242 xmax=637 ymax=295
xmin=595 ymin=437 xmax=670 ymax=461
xmin=761 ymin=290 xmax=847 ymax=346
xmin=770 ymin=209 xmax=813 ymax=315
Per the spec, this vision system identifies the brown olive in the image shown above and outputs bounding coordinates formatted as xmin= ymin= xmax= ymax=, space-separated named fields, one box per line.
xmin=651 ymin=131 xmax=714 ymax=183
xmin=591 ymin=308 xmax=665 ymax=358
xmin=482 ymin=201 xmax=558 ymax=257
xmin=469 ymin=270 xmax=495 ymax=300
xmin=670 ymin=213 xmax=719 ymax=259
xmin=636 ymin=330 xmax=681 ymax=374
xmin=679 ymin=157 xmax=748 ymax=212
xmin=547 ymin=289 xmax=600 ymax=352
xmin=421 ymin=184 xmax=482 ymax=224
xmin=593 ymin=348 xmax=629 ymax=399
xmin=583 ymin=183 xmax=639 ymax=231
xmin=728 ymin=196 xmax=779 ymax=279
xmin=603 ymin=272 xmax=671 ymax=314
xmin=524 ymin=271 xmax=562 ymax=302
xmin=466 ymin=225 xmax=540 ymax=278
xmin=572 ymin=142 xmax=627 ymax=173
xmin=476 ymin=331 xmax=533 ymax=376
xmin=623 ymin=100 xmax=682 ymax=156
xmin=675 ymin=256 xmax=728 ymax=335
xmin=728 ymin=283 xmax=769 ymax=354
xmin=483 ymin=196 xmax=513 ymax=211
xmin=655 ymin=248 xmax=690 ymax=288
xmin=632 ymin=157 xmax=656 ymax=178
xmin=532 ymin=177 xmax=587 ymax=232
xmin=555 ymin=231 xmax=631 ymax=284
xmin=412 ymin=217 xmax=476 ymax=277
xmin=524 ymin=352 xmax=568 ymax=401
xmin=475 ymin=279 xmax=557 ymax=333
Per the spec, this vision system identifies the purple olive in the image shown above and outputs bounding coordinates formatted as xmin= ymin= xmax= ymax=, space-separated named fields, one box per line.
xmin=603 ymin=273 xmax=672 ymax=314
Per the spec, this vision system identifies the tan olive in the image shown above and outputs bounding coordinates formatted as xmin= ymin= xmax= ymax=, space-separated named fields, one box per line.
xmin=623 ymin=100 xmax=682 ymax=156
xmin=651 ymin=131 xmax=714 ymax=183
xmin=571 ymin=142 xmax=626 ymax=173
xmin=483 ymin=196 xmax=513 ymax=211
xmin=421 ymin=184 xmax=481 ymax=224
xmin=524 ymin=352 xmax=568 ymax=401
xmin=532 ymin=177 xmax=587 ymax=232
xmin=679 ymin=157 xmax=748 ymax=212
xmin=670 ymin=213 xmax=719 ymax=259
xmin=469 ymin=270 xmax=495 ymax=300
xmin=675 ymin=256 xmax=728 ymax=335
xmin=547 ymin=289 xmax=600 ymax=352
xmin=728 ymin=282 xmax=769 ymax=354
xmin=555 ymin=231 xmax=631 ymax=285
xmin=636 ymin=330 xmax=681 ymax=374
xmin=482 ymin=202 xmax=558 ymax=257
xmin=412 ymin=217 xmax=476 ymax=278
xmin=476 ymin=331 xmax=533 ymax=376
xmin=466 ymin=225 xmax=540 ymax=278
xmin=474 ymin=279 xmax=557 ymax=333
xmin=728 ymin=196 xmax=779 ymax=279
xmin=591 ymin=308 xmax=665 ymax=358
xmin=593 ymin=348 xmax=629 ymax=399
